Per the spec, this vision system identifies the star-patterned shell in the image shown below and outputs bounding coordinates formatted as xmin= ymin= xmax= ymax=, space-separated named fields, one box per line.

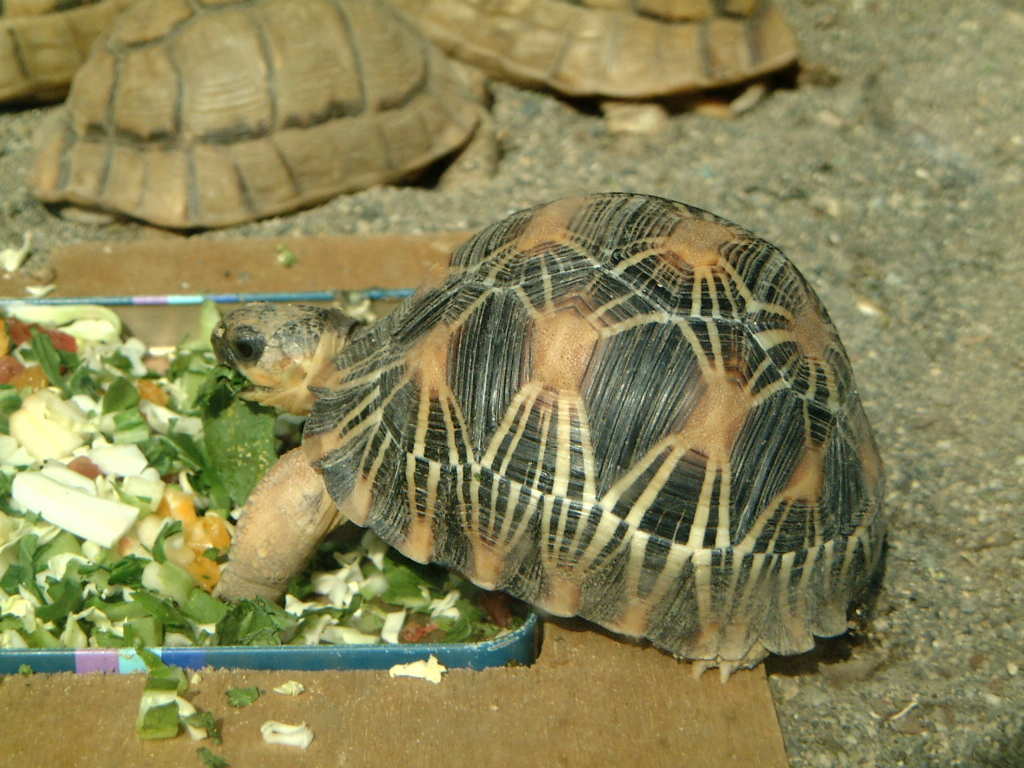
xmin=302 ymin=193 xmax=885 ymax=670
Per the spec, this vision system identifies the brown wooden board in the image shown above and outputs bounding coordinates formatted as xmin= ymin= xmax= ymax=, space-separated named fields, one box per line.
xmin=1 ymin=232 xmax=471 ymax=345
xmin=0 ymin=235 xmax=789 ymax=768
xmin=0 ymin=623 xmax=786 ymax=768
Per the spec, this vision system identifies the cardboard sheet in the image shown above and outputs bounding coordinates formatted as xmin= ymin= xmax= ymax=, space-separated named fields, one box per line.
xmin=0 ymin=235 xmax=789 ymax=767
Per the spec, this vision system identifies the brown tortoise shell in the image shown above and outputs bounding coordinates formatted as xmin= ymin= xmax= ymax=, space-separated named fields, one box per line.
xmin=0 ymin=0 xmax=132 ymax=104
xmin=29 ymin=0 xmax=481 ymax=228
xmin=388 ymin=0 xmax=798 ymax=99
xmin=288 ymin=193 xmax=885 ymax=672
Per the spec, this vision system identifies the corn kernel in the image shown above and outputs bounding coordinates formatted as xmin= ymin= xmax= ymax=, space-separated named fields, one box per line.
xmin=187 ymin=556 xmax=220 ymax=592
xmin=136 ymin=378 xmax=169 ymax=406
xmin=158 ymin=487 xmax=197 ymax=525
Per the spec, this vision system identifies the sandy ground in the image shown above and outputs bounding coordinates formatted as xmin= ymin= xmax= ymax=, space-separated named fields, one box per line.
xmin=1 ymin=2 xmax=1022 ymax=766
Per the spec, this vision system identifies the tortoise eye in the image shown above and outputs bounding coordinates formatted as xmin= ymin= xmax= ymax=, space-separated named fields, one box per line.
xmin=231 ymin=333 xmax=265 ymax=363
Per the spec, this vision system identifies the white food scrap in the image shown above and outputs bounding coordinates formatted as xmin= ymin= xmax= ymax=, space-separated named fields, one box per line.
xmin=9 ymin=390 xmax=90 ymax=461
xmin=320 ymin=625 xmax=379 ymax=645
xmin=0 ymin=232 xmax=32 ymax=272
xmin=380 ymin=609 xmax=406 ymax=645
xmin=388 ymin=654 xmax=447 ymax=684
xmin=428 ymin=589 xmax=461 ymax=619
xmin=260 ymin=721 xmax=314 ymax=749
xmin=272 ymin=680 xmax=305 ymax=696
xmin=88 ymin=442 xmax=149 ymax=477
xmin=12 ymin=471 xmax=138 ymax=548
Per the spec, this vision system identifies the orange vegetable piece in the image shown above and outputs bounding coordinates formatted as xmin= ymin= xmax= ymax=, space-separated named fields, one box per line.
xmin=187 ymin=514 xmax=232 ymax=553
xmin=157 ymin=487 xmax=197 ymax=525
xmin=136 ymin=378 xmax=169 ymax=406
xmin=204 ymin=515 xmax=232 ymax=550
xmin=9 ymin=364 xmax=49 ymax=390
xmin=187 ymin=556 xmax=220 ymax=592
xmin=0 ymin=355 xmax=25 ymax=384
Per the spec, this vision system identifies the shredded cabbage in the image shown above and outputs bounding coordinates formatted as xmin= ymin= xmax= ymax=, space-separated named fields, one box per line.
xmin=0 ymin=305 xmax=518 ymax=652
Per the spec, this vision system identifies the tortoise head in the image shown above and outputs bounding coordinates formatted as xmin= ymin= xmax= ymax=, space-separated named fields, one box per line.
xmin=212 ymin=303 xmax=359 ymax=415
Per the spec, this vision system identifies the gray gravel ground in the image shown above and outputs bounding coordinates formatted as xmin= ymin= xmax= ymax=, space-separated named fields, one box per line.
xmin=1 ymin=2 xmax=1022 ymax=766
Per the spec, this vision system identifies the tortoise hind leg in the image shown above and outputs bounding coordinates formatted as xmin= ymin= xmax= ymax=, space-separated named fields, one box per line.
xmin=215 ymin=447 xmax=341 ymax=602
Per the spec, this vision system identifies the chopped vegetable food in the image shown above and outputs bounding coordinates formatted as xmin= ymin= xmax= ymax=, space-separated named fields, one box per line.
xmin=387 ymin=654 xmax=447 ymax=684
xmin=135 ymin=649 xmax=217 ymax=742
xmin=226 ymin=686 xmax=261 ymax=708
xmin=260 ymin=721 xmax=314 ymax=749
xmin=0 ymin=307 xmax=521 ymax=654
xmin=197 ymin=747 xmax=230 ymax=768
xmin=272 ymin=680 xmax=304 ymax=696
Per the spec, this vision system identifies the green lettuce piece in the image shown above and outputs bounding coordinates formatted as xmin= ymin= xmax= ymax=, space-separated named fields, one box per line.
xmin=433 ymin=599 xmax=489 ymax=643
xmin=92 ymin=630 xmax=131 ymax=648
xmin=106 ymin=554 xmax=149 ymax=587
xmin=350 ymin=610 xmax=385 ymax=635
xmin=183 ymin=588 xmax=229 ymax=625
xmin=112 ymin=407 xmax=149 ymax=444
xmin=103 ymin=350 xmax=133 ymax=372
xmin=1 ymin=533 xmax=41 ymax=601
xmin=201 ymin=398 xmax=277 ymax=508
xmin=187 ymin=714 xmax=222 ymax=745
xmin=124 ymin=616 xmax=163 ymax=648
xmin=102 ymin=376 xmax=140 ymax=414
xmin=136 ymin=701 xmax=180 ymax=740
xmin=0 ymin=386 xmax=21 ymax=418
xmin=225 ymin=686 xmax=261 ymax=708
xmin=131 ymin=589 xmax=191 ymax=630
xmin=196 ymin=747 xmax=229 ymax=767
xmin=25 ymin=626 xmax=61 ymax=648
xmin=84 ymin=595 xmax=149 ymax=621
xmin=65 ymin=364 xmax=102 ymax=398
xmin=380 ymin=563 xmax=434 ymax=609
xmin=35 ymin=575 xmax=84 ymax=622
xmin=139 ymin=432 xmax=202 ymax=477
xmin=33 ymin=530 xmax=81 ymax=567
xmin=0 ymin=471 xmax=13 ymax=512
xmin=216 ymin=598 xmax=297 ymax=646
xmin=141 ymin=560 xmax=195 ymax=606
xmin=139 ymin=648 xmax=188 ymax=692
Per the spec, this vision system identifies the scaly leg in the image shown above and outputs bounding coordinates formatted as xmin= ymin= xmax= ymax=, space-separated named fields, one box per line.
xmin=215 ymin=447 xmax=341 ymax=602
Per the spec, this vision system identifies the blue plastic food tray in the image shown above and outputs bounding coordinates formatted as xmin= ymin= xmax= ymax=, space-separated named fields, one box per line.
xmin=0 ymin=612 xmax=539 ymax=675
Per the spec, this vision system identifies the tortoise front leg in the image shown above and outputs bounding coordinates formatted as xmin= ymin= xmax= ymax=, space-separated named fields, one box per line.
xmin=215 ymin=447 xmax=341 ymax=602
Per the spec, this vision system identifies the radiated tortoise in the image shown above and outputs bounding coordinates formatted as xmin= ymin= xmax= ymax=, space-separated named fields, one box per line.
xmin=212 ymin=192 xmax=886 ymax=677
